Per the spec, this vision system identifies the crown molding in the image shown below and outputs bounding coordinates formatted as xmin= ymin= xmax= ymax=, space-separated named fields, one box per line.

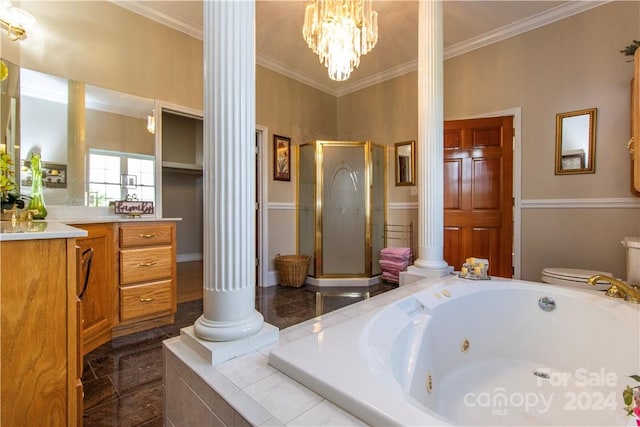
xmin=110 ymin=1 xmax=203 ymax=40
xmin=336 ymin=60 xmax=418 ymax=97
xmin=112 ymin=0 xmax=608 ymax=97
xmin=444 ymin=1 xmax=609 ymax=60
xmin=256 ymin=53 xmax=339 ymax=97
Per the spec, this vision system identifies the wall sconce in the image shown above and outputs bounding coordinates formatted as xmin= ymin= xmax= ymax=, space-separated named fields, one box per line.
xmin=0 ymin=1 xmax=35 ymax=41
xmin=147 ymin=112 xmax=155 ymax=134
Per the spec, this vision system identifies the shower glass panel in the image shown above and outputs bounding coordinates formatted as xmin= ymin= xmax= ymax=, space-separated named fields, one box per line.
xmin=298 ymin=144 xmax=316 ymax=276
xmin=371 ymin=144 xmax=385 ymax=276
xmin=322 ymin=144 xmax=366 ymax=276
xmin=297 ymin=140 xmax=386 ymax=279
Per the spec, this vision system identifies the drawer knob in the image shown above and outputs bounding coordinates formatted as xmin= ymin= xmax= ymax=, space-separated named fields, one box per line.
xmin=139 ymin=233 xmax=157 ymax=238
xmin=139 ymin=261 xmax=157 ymax=267
xmin=139 ymin=296 xmax=157 ymax=303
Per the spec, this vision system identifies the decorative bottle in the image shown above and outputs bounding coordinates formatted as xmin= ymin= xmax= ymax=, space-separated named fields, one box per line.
xmin=27 ymin=153 xmax=47 ymax=219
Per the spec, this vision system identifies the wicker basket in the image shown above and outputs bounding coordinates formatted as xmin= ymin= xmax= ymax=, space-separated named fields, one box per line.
xmin=275 ymin=254 xmax=311 ymax=287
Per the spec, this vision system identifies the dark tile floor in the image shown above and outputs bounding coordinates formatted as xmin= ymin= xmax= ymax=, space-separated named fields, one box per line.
xmin=82 ymin=282 xmax=396 ymax=426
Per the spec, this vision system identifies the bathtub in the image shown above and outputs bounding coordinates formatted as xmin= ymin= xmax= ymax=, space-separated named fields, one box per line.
xmin=268 ymin=276 xmax=640 ymax=426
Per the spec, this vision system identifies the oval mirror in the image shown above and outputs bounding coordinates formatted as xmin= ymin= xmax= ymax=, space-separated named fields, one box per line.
xmin=555 ymin=108 xmax=597 ymax=175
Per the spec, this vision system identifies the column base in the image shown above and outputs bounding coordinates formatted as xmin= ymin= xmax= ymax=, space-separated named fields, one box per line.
xmin=406 ymin=264 xmax=454 ymax=279
xmin=181 ymin=322 xmax=279 ymax=366
xmin=194 ymin=310 xmax=264 ymax=342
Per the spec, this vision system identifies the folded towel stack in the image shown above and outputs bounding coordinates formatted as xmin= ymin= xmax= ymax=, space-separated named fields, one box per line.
xmin=379 ymin=247 xmax=412 ymax=283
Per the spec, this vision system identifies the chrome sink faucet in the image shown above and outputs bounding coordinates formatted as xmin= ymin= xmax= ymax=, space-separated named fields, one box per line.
xmin=588 ymin=275 xmax=640 ymax=304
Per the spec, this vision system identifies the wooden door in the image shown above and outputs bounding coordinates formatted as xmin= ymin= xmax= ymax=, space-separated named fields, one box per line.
xmin=443 ymin=116 xmax=513 ymax=277
xmin=74 ymin=223 xmax=114 ymax=353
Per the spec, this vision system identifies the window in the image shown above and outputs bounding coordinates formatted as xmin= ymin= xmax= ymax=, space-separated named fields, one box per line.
xmin=88 ymin=150 xmax=155 ymax=207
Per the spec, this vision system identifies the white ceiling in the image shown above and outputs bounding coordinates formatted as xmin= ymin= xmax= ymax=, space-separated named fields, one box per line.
xmin=115 ymin=1 xmax=606 ymax=96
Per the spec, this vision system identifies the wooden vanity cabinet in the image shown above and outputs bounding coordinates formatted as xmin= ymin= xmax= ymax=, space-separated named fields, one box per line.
xmin=113 ymin=222 xmax=177 ymax=337
xmin=73 ymin=223 xmax=115 ymax=354
xmin=1 ymin=238 xmax=81 ymax=426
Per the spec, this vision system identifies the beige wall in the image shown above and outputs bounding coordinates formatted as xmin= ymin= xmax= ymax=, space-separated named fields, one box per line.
xmin=257 ymin=67 xmax=337 ymax=271
xmin=337 ymin=1 xmax=640 ymax=280
xmin=6 ymin=1 xmax=639 ymax=282
xmin=445 ymin=1 xmax=640 ymax=280
xmin=9 ymin=1 xmax=203 ymax=110
xmin=444 ymin=2 xmax=636 ymax=200
xmin=257 ymin=66 xmax=337 ymax=204
xmin=337 ymin=72 xmax=419 ymax=205
xmin=3 ymin=2 xmax=338 ymax=272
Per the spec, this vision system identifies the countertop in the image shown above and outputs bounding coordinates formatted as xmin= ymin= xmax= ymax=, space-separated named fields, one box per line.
xmin=0 ymin=217 xmax=181 ymax=241
xmin=0 ymin=221 xmax=88 ymax=241
xmin=59 ymin=217 xmax=182 ymax=225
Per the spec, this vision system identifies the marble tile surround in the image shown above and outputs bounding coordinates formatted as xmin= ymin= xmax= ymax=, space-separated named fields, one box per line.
xmin=163 ymin=279 xmax=434 ymax=426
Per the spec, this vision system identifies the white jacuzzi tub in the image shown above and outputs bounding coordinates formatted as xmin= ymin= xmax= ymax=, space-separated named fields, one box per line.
xmin=268 ymin=276 xmax=640 ymax=426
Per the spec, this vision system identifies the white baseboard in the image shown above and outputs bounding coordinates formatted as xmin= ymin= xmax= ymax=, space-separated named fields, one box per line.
xmin=177 ymin=253 xmax=203 ymax=263
xmin=262 ymin=270 xmax=279 ymax=287
xmin=305 ymin=276 xmax=381 ymax=287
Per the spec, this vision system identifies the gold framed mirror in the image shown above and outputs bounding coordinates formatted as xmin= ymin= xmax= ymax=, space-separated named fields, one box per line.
xmin=555 ymin=108 xmax=597 ymax=175
xmin=395 ymin=140 xmax=415 ymax=186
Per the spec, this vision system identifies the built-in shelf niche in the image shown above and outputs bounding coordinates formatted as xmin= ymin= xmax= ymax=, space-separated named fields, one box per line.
xmin=161 ymin=107 xmax=203 ymax=172
xmin=160 ymin=104 xmax=204 ymax=263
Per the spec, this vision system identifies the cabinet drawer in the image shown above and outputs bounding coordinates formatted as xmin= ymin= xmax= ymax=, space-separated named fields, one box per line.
xmin=120 ymin=224 xmax=173 ymax=248
xmin=120 ymin=246 xmax=172 ymax=285
xmin=120 ymin=280 xmax=173 ymax=321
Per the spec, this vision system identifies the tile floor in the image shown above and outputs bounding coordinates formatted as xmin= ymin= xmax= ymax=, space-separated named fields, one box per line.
xmin=82 ymin=264 xmax=396 ymax=426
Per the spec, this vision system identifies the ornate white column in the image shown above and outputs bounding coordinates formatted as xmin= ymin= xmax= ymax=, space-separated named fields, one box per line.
xmin=194 ymin=0 xmax=264 ymax=342
xmin=408 ymin=0 xmax=452 ymax=277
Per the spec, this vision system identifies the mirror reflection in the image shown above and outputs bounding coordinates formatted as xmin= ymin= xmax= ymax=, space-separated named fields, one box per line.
xmin=395 ymin=140 xmax=415 ymax=186
xmin=555 ymin=108 xmax=597 ymax=175
xmin=6 ymin=63 xmax=157 ymax=208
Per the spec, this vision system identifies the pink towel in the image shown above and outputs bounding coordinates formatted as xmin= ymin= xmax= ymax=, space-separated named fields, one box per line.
xmin=380 ymin=248 xmax=412 ymax=263
xmin=382 ymin=271 xmax=399 ymax=283
xmin=379 ymin=259 xmax=409 ymax=272
xmin=380 ymin=247 xmax=411 ymax=258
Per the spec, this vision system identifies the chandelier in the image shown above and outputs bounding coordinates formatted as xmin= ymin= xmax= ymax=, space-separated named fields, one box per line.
xmin=302 ymin=0 xmax=378 ymax=82
xmin=0 ymin=1 xmax=35 ymax=41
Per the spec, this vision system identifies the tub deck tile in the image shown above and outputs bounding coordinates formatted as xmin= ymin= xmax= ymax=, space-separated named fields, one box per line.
xmin=163 ymin=279 xmax=425 ymax=426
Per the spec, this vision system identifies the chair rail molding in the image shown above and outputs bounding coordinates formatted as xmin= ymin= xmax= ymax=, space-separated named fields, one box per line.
xmin=521 ymin=197 xmax=640 ymax=209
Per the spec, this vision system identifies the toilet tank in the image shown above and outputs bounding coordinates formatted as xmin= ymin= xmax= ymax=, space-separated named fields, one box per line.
xmin=624 ymin=236 xmax=640 ymax=284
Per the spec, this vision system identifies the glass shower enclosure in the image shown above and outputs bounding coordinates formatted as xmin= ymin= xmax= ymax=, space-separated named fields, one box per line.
xmin=298 ymin=140 xmax=385 ymax=280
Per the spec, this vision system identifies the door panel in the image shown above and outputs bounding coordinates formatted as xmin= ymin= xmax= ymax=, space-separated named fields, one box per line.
xmin=75 ymin=223 xmax=114 ymax=354
xmin=444 ymin=227 xmax=465 ymax=271
xmin=472 ymin=158 xmax=500 ymax=210
xmin=444 ymin=159 xmax=462 ymax=210
xmin=444 ymin=116 xmax=513 ymax=278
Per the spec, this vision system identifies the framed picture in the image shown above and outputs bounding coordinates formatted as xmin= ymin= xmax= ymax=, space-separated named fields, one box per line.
xmin=273 ymin=134 xmax=291 ymax=181
xmin=120 ymin=173 xmax=137 ymax=189
xmin=42 ymin=163 xmax=67 ymax=188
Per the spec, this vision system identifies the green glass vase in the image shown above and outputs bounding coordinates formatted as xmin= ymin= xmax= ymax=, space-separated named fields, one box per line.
xmin=27 ymin=154 xmax=47 ymax=219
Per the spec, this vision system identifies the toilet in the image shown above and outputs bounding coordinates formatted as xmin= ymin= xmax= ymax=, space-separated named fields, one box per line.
xmin=540 ymin=267 xmax=613 ymax=290
xmin=624 ymin=236 xmax=640 ymax=284
xmin=541 ymin=236 xmax=640 ymax=291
